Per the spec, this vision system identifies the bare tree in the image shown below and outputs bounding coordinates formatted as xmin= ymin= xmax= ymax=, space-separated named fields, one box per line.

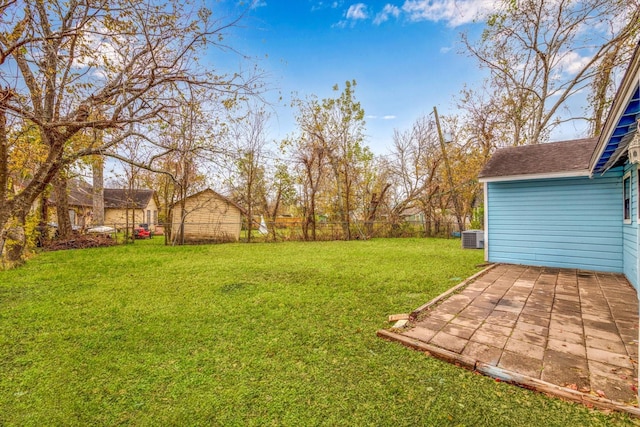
xmin=149 ymin=87 xmax=225 ymax=245
xmin=227 ymin=108 xmax=270 ymax=242
xmin=0 ymin=0 xmax=261 ymax=261
xmin=462 ymin=0 xmax=640 ymax=145
xmin=385 ymin=116 xmax=441 ymax=229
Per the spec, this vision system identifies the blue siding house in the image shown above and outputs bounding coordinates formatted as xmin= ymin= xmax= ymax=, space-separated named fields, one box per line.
xmin=479 ymin=43 xmax=640 ymax=290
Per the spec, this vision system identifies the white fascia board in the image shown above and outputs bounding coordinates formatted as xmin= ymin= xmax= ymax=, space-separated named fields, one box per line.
xmin=479 ymin=170 xmax=591 ymax=183
xmin=589 ymin=50 xmax=640 ymax=172
xmin=483 ymin=181 xmax=488 ymax=263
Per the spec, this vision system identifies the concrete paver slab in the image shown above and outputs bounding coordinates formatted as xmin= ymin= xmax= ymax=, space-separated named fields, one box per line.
xmin=547 ymin=338 xmax=587 ymax=357
xmin=504 ymin=337 xmax=545 ymax=360
xmin=542 ymin=349 xmax=589 ymax=389
xmin=499 ymin=351 xmax=543 ymax=379
xmin=379 ymin=264 xmax=639 ymax=414
xmin=430 ymin=331 xmax=468 ymax=353
xmin=441 ymin=323 xmax=477 ymax=340
xmin=462 ymin=341 xmax=502 ymax=365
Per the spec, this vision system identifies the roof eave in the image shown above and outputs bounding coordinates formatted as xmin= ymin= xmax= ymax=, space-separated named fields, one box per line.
xmin=590 ymin=42 xmax=640 ymax=174
xmin=479 ymin=170 xmax=590 ymax=183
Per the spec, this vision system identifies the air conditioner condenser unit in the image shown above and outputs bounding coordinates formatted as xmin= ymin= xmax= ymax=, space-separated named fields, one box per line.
xmin=462 ymin=230 xmax=484 ymax=249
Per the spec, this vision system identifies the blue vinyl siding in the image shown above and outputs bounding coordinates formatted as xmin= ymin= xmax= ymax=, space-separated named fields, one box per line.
xmin=487 ymin=172 xmax=624 ymax=273
xmin=622 ymin=164 xmax=638 ymax=288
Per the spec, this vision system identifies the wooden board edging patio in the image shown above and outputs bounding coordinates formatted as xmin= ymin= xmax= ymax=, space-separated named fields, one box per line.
xmin=377 ymin=329 xmax=640 ymax=417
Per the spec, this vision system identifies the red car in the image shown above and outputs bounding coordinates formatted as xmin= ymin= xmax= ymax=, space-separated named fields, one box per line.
xmin=134 ymin=227 xmax=151 ymax=239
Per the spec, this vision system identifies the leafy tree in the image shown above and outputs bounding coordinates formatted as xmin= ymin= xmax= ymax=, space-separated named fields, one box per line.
xmin=0 ymin=0 xmax=260 ymax=261
xmin=437 ymin=115 xmax=486 ymax=231
xmin=285 ymin=131 xmax=327 ymax=241
xmin=261 ymin=161 xmax=296 ymax=236
xmin=289 ymin=81 xmax=369 ymax=239
xmin=358 ymin=155 xmax=391 ymax=238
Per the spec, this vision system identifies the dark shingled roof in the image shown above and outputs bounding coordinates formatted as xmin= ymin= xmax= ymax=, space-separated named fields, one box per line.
xmin=103 ymin=189 xmax=155 ymax=209
xmin=48 ymin=181 xmax=154 ymax=208
xmin=68 ymin=179 xmax=93 ymax=206
xmin=478 ymin=137 xmax=598 ymax=180
xmin=49 ymin=179 xmax=93 ymax=207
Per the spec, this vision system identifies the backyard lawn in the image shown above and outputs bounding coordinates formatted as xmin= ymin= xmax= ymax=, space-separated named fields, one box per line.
xmin=0 ymin=238 xmax=635 ymax=426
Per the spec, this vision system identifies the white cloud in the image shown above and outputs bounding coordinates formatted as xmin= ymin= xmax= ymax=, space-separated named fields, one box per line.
xmin=311 ymin=1 xmax=341 ymax=12
xmin=366 ymin=114 xmax=397 ymax=120
xmin=250 ymin=0 xmax=267 ymax=9
xmin=373 ymin=4 xmax=401 ymax=25
xmin=556 ymin=51 xmax=592 ymax=76
xmin=332 ymin=20 xmax=348 ymax=28
xmin=346 ymin=3 xmax=368 ymax=20
xmin=440 ymin=46 xmax=453 ymax=54
xmin=73 ymin=24 xmax=124 ymax=79
xmin=401 ymin=0 xmax=500 ymax=27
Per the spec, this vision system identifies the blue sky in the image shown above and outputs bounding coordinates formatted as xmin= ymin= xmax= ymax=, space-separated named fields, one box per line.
xmin=216 ymin=0 xmax=496 ymax=154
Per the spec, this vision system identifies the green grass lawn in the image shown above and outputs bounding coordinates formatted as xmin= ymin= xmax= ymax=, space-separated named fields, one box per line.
xmin=0 ymin=238 xmax=635 ymax=426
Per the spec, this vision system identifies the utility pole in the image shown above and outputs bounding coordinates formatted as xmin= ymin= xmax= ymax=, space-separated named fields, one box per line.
xmin=433 ymin=106 xmax=464 ymax=235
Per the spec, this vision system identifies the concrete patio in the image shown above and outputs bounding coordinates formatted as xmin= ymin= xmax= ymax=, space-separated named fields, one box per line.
xmin=378 ymin=264 xmax=640 ymax=415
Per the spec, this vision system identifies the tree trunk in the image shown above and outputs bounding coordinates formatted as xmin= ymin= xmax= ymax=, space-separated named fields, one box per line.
xmin=365 ymin=183 xmax=391 ymax=238
xmin=4 ymin=224 xmax=26 ymax=264
xmin=343 ymin=172 xmax=351 ymax=240
xmin=53 ymin=173 xmax=72 ymax=239
xmin=178 ymin=194 xmax=187 ymax=245
xmin=246 ymin=180 xmax=253 ymax=243
xmin=268 ymin=188 xmax=281 ymax=240
xmin=0 ymin=90 xmax=9 ymax=214
xmin=92 ymin=156 xmax=105 ymax=225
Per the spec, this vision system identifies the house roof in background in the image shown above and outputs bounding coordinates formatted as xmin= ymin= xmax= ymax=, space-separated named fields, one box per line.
xmin=104 ymin=189 xmax=155 ymax=209
xmin=68 ymin=179 xmax=93 ymax=206
xmin=173 ymin=188 xmax=246 ymax=214
xmin=49 ymin=178 xmax=93 ymax=207
xmin=50 ymin=180 xmax=155 ymax=209
xmin=478 ymin=137 xmax=598 ymax=181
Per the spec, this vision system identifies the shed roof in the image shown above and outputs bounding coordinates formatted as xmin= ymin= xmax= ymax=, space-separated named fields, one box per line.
xmin=104 ymin=189 xmax=155 ymax=209
xmin=478 ymin=137 xmax=598 ymax=181
xmin=172 ymin=188 xmax=246 ymax=214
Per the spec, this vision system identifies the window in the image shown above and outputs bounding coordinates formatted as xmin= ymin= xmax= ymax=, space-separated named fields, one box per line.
xmin=623 ymin=172 xmax=631 ymax=223
xmin=147 ymin=210 xmax=151 ymax=225
xmin=638 ymin=172 xmax=640 ymax=220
